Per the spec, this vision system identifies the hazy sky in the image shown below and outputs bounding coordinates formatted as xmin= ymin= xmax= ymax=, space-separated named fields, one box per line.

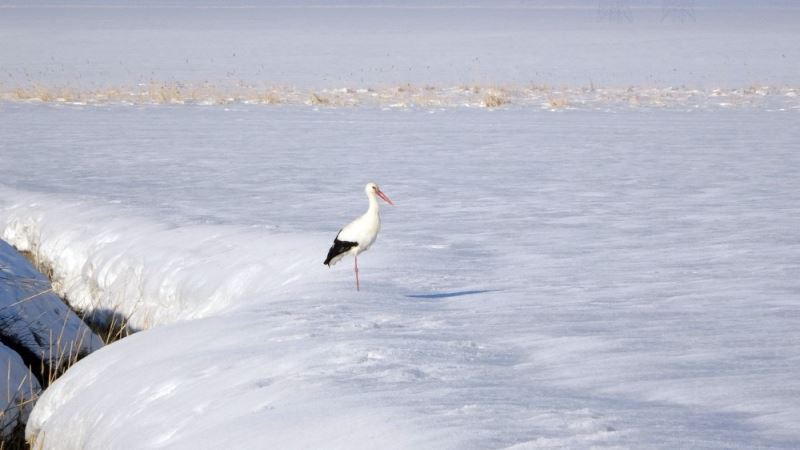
xmin=1 ymin=0 xmax=797 ymax=88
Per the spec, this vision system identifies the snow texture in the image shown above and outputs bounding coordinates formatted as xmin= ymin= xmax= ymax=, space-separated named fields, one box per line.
xmin=1 ymin=105 xmax=798 ymax=449
xmin=0 ymin=1 xmax=798 ymax=449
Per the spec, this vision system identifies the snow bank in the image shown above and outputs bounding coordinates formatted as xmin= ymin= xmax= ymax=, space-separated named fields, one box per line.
xmin=0 ymin=190 xmax=330 ymax=329
xmin=24 ymin=313 xmax=446 ymax=450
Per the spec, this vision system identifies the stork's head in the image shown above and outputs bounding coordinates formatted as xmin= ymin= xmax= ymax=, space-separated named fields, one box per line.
xmin=366 ymin=182 xmax=394 ymax=205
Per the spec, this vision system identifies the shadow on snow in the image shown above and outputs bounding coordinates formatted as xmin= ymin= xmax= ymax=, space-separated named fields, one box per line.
xmin=405 ymin=289 xmax=496 ymax=299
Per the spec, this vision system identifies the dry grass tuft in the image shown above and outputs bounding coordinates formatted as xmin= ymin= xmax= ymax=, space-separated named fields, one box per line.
xmin=17 ymin=252 xmax=53 ymax=282
xmin=547 ymin=96 xmax=570 ymax=109
xmin=2 ymin=82 xmax=797 ymax=110
xmin=482 ymin=92 xmax=509 ymax=108
xmin=80 ymin=309 xmax=135 ymax=344
xmin=1 ymin=360 xmax=39 ymax=449
xmin=309 ymin=93 xmax=330 ymax=105
xmin=259 ymin=90 xmax=282 ymax=105
xmin=0 ymin=419 xmax=29 ymax=450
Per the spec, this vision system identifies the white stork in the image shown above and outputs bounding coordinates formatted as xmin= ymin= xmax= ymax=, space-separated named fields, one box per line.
xmin=324 ymin=182 xmax=394 ymax=291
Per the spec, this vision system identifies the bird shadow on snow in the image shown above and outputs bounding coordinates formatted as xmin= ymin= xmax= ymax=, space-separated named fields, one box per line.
xmin=405 ymin=289 xmax=497 ymax=299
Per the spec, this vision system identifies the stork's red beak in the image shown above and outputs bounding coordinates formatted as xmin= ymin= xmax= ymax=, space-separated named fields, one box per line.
xmin=377 ymin=189 xmax=394 ymax=205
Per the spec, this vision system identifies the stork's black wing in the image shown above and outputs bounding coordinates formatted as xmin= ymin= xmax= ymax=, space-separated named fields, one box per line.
xmin=324 ymin=233 xmax=358 ymax=266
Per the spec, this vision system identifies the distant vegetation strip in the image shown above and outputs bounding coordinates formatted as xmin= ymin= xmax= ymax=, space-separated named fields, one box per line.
xmin=1 ymin=83 xmax=797 ymax=110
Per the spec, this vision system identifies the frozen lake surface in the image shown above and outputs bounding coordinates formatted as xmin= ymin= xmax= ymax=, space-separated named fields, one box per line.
xmin=1 ymin=103 xmax=799 ymax=448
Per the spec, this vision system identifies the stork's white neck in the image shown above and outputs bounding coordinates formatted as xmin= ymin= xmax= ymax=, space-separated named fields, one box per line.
xmin=366 ymin=190 xmax=380 ymax=216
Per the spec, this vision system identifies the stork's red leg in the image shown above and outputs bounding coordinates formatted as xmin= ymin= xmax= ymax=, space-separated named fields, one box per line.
xmin=354 ymin=255 xmax=360 ymax=291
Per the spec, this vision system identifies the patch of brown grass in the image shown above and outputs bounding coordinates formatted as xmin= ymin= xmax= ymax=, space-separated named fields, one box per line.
xmin=309 ymin=93 xmax=330 ymax=105
xmin=482 ymin=92 xmax=509 ymax=108
xmin=547 ymin=96 xmax=570 ymax=109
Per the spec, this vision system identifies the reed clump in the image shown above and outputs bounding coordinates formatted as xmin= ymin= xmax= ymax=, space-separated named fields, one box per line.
xmin=482 ymin=92 xmax=509 ymax=108
xmin=547 ymin=96 xmax=570 ymax=109
xmin=309 ymin=93 xmax=330 ymax=105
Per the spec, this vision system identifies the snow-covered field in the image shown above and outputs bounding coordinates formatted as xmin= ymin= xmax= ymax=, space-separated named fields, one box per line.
xmin=1 ymin=1 xmax=799 ymax=449
xmin=3 ymin=104 xmax=799 ymax=449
